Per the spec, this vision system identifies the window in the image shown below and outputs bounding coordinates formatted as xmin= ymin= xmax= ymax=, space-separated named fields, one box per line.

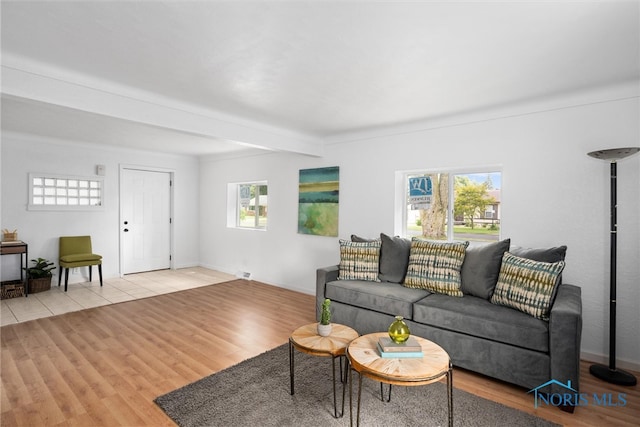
xmin=227 ymin=181 xmax=268 ymax=230
xmin=484 ymin=206 xmax=495 ymax=219
xmin=28 ymin=173 xmax=104 ymax=211
xmin=399 ymin=169 xmax=501 ymax=243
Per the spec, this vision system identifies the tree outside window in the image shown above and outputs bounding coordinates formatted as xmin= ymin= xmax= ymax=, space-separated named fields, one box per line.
xmin=454 ymin=176 xmax=497 ymax=230
xmin=417 ymin=173 xmax=449 ymax=240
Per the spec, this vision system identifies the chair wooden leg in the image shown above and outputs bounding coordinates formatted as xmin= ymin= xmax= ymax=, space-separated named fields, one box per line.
xmin=64 ymin=268 xmax=69 ymax=292
xmin=58 ymin=267 xmax=63 ymax=287
xmin=98 ymin=264 xmax=103 ymax=287
xmin=89 ymin=265 xmax=92 ymax=282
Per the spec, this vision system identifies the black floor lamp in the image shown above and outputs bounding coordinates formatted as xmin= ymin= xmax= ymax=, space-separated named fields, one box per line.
xmin=587 ymin=146 xmax=639 ymax=386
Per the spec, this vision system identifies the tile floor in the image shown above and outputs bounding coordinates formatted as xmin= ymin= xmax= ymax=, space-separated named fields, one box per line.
xmin=1 ymin=267 xmax=236 ymax=327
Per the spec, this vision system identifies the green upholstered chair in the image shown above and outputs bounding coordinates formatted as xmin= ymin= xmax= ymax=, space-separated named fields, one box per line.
xmin=58 ymin=236 xmax=102 ymax=292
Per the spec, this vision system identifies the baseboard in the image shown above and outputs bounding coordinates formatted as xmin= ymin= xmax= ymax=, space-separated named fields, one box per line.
xmin=581 ymin=351 xmax=640 ymax=373
xmin=197 ymin=263 xmax=315 ymax=296
xmin=197 ymin=263 xmax=235 ymax=276
xmin=262 ymin=280 xmax=315 ymax=297
xmin=233 ymin=273 xmax=314 ymax=297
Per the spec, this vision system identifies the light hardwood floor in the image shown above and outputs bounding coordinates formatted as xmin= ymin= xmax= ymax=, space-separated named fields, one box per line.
xmin=1 ymin=267 xmax=236 ymax=326
xmin=1 ymin=273 xmax=638 ymax=426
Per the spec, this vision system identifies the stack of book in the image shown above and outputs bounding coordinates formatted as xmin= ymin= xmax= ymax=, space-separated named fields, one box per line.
xmin=377 ymin=336 xmax=423 ymax=358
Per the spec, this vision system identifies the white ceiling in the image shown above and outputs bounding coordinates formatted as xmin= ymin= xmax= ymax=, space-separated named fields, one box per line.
xmin=1 ymin=1 xmax=638 ymax=157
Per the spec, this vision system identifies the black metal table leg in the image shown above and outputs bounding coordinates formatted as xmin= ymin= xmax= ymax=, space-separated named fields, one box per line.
xmin=349 ymin=362 xmax=353 ymax=427
xmin=290 ymin=341 xmax=346 ymax=418
xmin=332 ymin=356 xmax=338 ymax=417
xmin=331 ymin=355 xmax=349 ymax=418
xmin=340 ymin=355 xmax=346 ymax=383
xmin=379 ymin=383 xmax=392 ymax=402
xmin=355 ymin=372 xmax=363 ymax=426
xmin=341 ymin=356 xmax=348 ymax=418
xmin=289 ymin=340 xmax=294 ymax=395
xmin=447 ymin=363 xmax=453 ymax=427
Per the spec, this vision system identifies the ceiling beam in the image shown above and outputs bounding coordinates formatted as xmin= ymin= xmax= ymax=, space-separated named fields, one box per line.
xmin=1 ymin=62 xmax=323 ymax=157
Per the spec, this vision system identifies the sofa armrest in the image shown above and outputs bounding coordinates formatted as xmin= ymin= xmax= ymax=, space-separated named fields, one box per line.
xmin=549 ymin=283 xmax=582 ymax=394
xmin=316 ymin=265 xmax=339 ymax=321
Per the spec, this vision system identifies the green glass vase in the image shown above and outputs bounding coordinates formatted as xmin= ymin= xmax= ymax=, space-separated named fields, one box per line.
xmin=388 ymin=315 xmax=410 ymax=344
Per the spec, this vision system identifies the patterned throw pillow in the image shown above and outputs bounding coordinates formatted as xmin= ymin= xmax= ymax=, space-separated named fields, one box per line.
xmin=491 ymin=252 xmax=566 ymax=320
xmin=338 ymin=239 xmax=381 ymax=282
xmin=404 ymin=239 xmax=469 ymax=297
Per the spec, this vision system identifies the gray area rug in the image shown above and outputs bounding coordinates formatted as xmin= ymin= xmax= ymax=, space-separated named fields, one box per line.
xmin=155 ymin=344 xmax=558 ymax=427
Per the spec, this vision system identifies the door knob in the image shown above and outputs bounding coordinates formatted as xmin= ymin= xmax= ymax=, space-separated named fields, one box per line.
xmin=124 ymin=228 xmax=129 ymax=232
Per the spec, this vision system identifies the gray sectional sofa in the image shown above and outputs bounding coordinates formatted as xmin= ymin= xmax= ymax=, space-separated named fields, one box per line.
xmin=316 ymin=234 xmax=582 ymax=410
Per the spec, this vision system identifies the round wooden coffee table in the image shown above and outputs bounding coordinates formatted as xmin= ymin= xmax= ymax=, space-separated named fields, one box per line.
xmin=346 ymin=332 xmax=452 ymax=426
xmin=289 ymin=323 xmax=359 ymax=418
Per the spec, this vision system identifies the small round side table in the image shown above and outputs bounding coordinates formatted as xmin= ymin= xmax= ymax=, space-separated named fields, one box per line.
xmin=347 ymin=332 xmax=453 ymax=426
xmin=289 ymin=323 xmax=359 ymax=418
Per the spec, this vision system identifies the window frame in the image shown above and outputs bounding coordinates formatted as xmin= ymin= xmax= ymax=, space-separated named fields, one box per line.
xmin=226 ymin=180 xmax=268 ymax=231
xmin=395 ymin=166 xmax=502 ymax=242
xmin=28 ymin=173 xmax=105 ymax=211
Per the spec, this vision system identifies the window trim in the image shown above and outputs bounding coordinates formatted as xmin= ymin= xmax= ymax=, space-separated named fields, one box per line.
xmin=28 ymin=172 xmax=105 ymax=211
xmin=395 ymin=166 xmax=502 ymax=241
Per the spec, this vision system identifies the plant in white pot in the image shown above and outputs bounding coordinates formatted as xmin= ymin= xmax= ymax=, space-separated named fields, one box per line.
xmin=317 ymin=298 xmax=332 ymax=336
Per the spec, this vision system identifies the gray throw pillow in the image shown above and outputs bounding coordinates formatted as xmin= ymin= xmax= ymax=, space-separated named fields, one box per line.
xmin=509 ymin=245 xmax=567 ymax=263
xmin=460 ymin=238 xmax=511 ymax=299
xmin=379 ymin=233 xmax=411 ymax=283
xmin=351 ymin=234 xmax=374 ymax=243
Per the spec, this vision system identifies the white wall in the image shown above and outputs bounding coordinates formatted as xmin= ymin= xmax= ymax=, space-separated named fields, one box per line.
xmin=1 ymin=134 xmax=201 ymax=284
xmin=200 ymin=95 xmax=640 ymax=368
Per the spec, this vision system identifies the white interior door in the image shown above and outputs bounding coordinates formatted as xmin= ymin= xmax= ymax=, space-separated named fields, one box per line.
xmin=121 ymin=168 xmax=171 ymax=274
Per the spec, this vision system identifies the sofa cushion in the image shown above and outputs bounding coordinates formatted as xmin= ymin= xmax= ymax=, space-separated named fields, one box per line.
xmin=413 ymin=293 xmax=550 ymax=352
xmin=491 ymin=252 xmax=566 ymax=320
xmin=338 ymin=239 xmax=381 ymax=282
xmin=404 ymin=239 xmax=469 ymax=297
xmin=461 ymin=239 xmax=510 ymax=299
xmin=325 ymin=279 xmax=431 ymax=319
xmin=379 ymin=233 xmax=411 ymax=283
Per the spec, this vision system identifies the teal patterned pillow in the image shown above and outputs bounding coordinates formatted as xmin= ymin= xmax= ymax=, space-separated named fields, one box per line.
xmin=403 ymin=239 xmax=469 ymax=297
xmin=491 ymin=252 xmax=566 ymax=320
xmin=338 ymin=239 xmax=381 ymax=282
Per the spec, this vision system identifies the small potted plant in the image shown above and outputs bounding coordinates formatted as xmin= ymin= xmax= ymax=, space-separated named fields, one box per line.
xmin=318 ymin=298 xmax=332 ymax=336
xmin=24 ymin=257 xmax=56 ymax=293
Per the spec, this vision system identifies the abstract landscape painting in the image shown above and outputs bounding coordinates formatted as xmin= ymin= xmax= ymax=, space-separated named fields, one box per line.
xmin=298 ymin=166 xmax=339 ymax=236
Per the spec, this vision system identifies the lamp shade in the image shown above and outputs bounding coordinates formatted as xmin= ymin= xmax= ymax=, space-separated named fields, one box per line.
xmin=587 ymin=147 xmax=639 ymax=161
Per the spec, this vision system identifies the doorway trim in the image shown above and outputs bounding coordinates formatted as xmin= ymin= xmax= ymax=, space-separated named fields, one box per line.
xmin=119 ymin=164 xmax=175 ymax=277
